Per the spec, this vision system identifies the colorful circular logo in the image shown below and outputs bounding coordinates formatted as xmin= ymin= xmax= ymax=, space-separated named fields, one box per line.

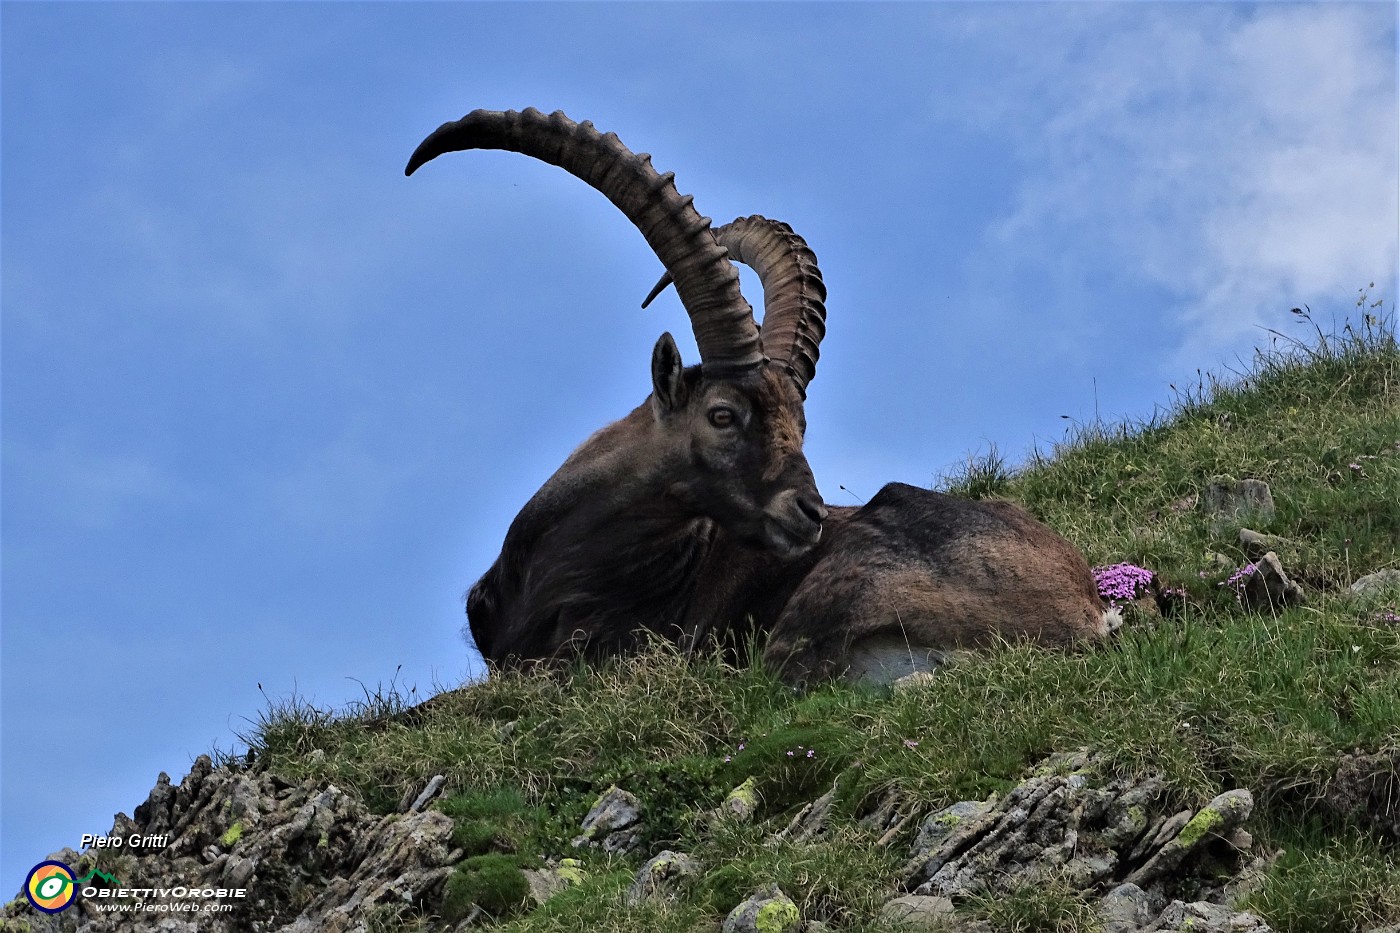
xmin=25 ymin=861 xmax=78 ymax=913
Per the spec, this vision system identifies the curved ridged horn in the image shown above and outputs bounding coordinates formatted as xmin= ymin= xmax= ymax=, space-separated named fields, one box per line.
xmin=406 ymin=108 xmax=764 ymax=377
xmin=643 ymin=215 xmax=827 ymax=396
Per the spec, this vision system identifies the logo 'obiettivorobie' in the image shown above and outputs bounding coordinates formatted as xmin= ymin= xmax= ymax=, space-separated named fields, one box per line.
xmin=24 ymin=861 xmax=122 ymax=914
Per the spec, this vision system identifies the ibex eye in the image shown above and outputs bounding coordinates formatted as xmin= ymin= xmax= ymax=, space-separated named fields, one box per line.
xmin=708 ymin=407 xmax=736 ymax=428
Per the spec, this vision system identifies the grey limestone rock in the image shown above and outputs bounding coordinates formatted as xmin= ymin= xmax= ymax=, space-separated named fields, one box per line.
xmin=1237 ymin=553 xmax=1305 ymax=612
xmin=719 ymin=777 xmax=761 ymax=823
xmin=1349 ymin=569 xmax=1400 ymax=607
xmin=721 ymin=883 xmax=801 ymax=933
xmin=1237 ymin=528 xmax=1294 ymax=560
xmin=4 ymin=756 xmax=462 ymax=933
xmin=626 ymin=849 xmax=702 ymax=905
xmin=901 ymin=756 xmax=1265 ymax=927
xmin=879 ymin=894 xmax=956 ymax=929
xmin=1201 ymin=476 xmax=1276 ymax=535
xmin=1153 ymin=900 xmax=1274 ymax=932
xmin=1101 ymin=882 xmax=1156 ymax=933
xmin=522 ymin=858 xmax=586 ymax=906
xmin=404 ymin=774 xmax=447 ymax=813
xmin=570 ymin=785 xmax=644 ymax=854
xmin=905 ymin=799 xmax=994 ymax=870
xmin=1126 ymin=789 xmax=1254 ymax=887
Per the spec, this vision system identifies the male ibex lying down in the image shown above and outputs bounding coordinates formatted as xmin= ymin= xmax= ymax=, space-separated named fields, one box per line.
xmin=406 ymin=108 xmax=1117 ymax=684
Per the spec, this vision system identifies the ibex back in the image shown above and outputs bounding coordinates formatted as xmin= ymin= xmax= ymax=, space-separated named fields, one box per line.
xmin=407 ymin=108 xmax=1117 ymax=684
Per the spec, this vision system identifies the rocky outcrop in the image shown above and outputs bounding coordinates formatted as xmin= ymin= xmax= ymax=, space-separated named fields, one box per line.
xmin=3 ymin=756 xmax=461 ymax=932
xmin=625 ymin=850 xmax=702 ymax=906
xmin=1232 ymin=552 xmax=1306 ymax=611
xmin=898 ymin=752 xmax=1276 ymax=931
xmin=0 ymin=748 xmax=1368 ymax=932
xmin=1349 ymin=569 xmax=1400 ymax=610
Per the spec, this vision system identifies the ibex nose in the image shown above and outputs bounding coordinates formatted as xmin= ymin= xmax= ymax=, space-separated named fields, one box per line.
xmin=765 ymin=484 xmax=826 ymax=557
xmin=798 ymin=493 xmax=827 ymax=527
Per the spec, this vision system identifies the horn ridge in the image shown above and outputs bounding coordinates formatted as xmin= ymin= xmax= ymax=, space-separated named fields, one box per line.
xmin=408 ymin=108 xmax=764 ymax=375
xmin=713 ymin=215 xmax=827 ymax=396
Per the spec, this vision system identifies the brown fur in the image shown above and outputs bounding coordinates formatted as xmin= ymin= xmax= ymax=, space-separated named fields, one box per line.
xmin=757 ymin=371 xmax=806 ymax=482
xmin=760 ymin=488 xmax=1110 ymax=683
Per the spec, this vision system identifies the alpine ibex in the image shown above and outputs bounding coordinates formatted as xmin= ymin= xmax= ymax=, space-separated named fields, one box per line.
xmin=407 ymin=108 xmax=1116 ymax=684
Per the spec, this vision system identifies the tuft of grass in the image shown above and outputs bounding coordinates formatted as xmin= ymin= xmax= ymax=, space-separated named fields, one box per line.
xmin=1243 ymin=827 xmax=1400 ymax=933
xmin=941 ymin=443 xmax=1014 ymax=500
xmin=443 ymin=854 xmax=537 ymax=922
xmin=717 ymin=720 xmax=862 ymax=817
xmin=438 ymin=786 xmax=542 ymax=856
xmin=692 ymin=825 xmax=899 ymax=926
xmin=964 ymin=873 xmax=1104 ymax=933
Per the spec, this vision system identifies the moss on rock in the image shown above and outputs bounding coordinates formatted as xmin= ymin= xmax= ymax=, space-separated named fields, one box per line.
xmin=220 ymin=822 xmax=244 ymax=848
xmin=754 ymin=897 xmax=800 ymax=933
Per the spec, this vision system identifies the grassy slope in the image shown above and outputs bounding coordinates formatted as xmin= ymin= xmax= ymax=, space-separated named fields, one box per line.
xmin=244 ymin=306 xmax=1399 ymax=933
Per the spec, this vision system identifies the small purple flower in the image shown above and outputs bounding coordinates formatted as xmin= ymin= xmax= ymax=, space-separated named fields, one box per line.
xmin=806 ymin=750 xmax=815 ymax=758
xmin=1221 ymin=562 xmax=1258 ymax=601
xmin=724 ymin=755 xmax=732 ymax=763
xmin=1093 ymin=563 xmax=1155 ymax=602
xmin=787 ymin=750 xmax=794 ymax=757
xmin=903 ymin=739 xmax=920 ymax=749
xmin=1225 ymin=563 xmax=1256 ymax=585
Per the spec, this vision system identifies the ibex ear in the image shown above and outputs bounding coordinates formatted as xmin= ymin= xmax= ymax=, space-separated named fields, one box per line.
xmin=651 ymin=332 xmax=687 ymax=415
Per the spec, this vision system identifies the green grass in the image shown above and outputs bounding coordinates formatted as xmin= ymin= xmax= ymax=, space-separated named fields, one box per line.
xmin=964 ymin=873 xmax=1104 ymax=933
xmin=1009 ymin=301 xmax=1399 ymax=597
xmin=1243 ymin=826 xmax=1400 ymax=933
xmin=237 ymin=300 xmax=1399 ymax=933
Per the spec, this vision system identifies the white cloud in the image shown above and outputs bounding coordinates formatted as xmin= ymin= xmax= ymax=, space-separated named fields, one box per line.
xmin=951 ymin=3 xmax=1398 ymax=368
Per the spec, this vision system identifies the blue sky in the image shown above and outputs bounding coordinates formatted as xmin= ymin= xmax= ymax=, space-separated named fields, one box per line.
xmin=2 ymin=1 xmax=1396 ymax=897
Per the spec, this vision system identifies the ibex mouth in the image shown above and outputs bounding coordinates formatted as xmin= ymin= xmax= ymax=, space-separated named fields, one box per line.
xmin=764 ymin=511 xmax=824 ymax=559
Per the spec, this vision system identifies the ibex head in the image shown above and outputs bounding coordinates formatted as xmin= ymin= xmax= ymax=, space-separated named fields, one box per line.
xmin=407 ymin=109 xmax=829 ymax=661
xmin=644 ymin=332 xmax=824 ymax=557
